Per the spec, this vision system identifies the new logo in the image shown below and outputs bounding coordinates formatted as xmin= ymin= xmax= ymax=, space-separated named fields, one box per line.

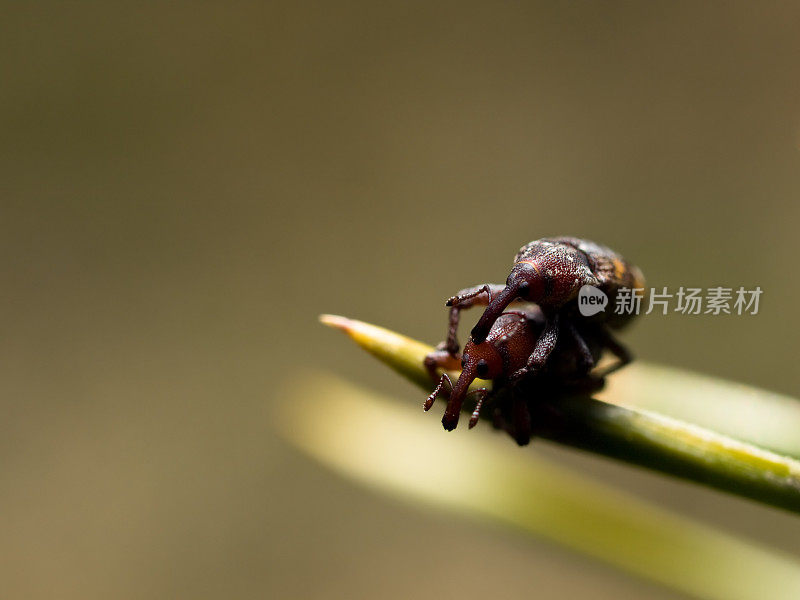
xmin=578 ymin=285 xmax=608 ymax=316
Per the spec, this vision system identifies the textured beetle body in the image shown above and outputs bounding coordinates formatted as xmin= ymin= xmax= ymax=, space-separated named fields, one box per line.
xmin=424 ymin=306 xmax=607 ymax=443
xmin=472 ymin=237 xmax=645 ymax=343
xmin=518 ymin=237 xmax=645 ymax=328
xmin=425 ymin=237 xmax=643 ymax=439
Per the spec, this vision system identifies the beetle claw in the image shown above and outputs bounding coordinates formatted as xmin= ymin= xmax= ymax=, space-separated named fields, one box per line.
xmin=509 ymin=368 xmax=528 ymax=382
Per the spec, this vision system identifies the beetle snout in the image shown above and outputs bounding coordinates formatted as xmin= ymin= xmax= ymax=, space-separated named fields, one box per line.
xmin=441 ymin=368 xmax=475 ymax=431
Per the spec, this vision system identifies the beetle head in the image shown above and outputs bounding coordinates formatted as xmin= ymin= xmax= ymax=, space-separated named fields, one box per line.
xmin=439 ymin=338 xmax=502 ymax=431
xmin=471 ymin=246 xmax=597 ymax=343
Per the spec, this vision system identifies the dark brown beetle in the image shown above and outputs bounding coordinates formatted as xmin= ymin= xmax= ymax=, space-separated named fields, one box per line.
xmin=425 ymin=308 xmax=543 ymax=431
xmin=469 ymin=237 xmax=644 ymax=380
xmin=424 ymin=304 xmax=617 ymax=444
xmin=424 ymin=237 xmax=644 ymax=438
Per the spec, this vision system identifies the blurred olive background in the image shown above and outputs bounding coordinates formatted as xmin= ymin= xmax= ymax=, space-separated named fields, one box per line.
xmin=3 ymin=2 xmax=800 ymax=599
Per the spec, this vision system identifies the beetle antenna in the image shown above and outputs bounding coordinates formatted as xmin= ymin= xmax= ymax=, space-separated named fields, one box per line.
xmin=424 ymin=373 xmax=452 ymax=411
xmin=471 ymin=283 xmax=519 ymax=343
xmin=468 ymin=389 xmax=489 ymax=428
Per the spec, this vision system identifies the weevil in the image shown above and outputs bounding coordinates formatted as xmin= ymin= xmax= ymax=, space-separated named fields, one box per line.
xmin=468 ymin=237 xmax=643 ymax=380
xmin=424 ymin=237 xmax=644 ymax=438
xmin=424 ymin=304 xmax=616 ymax=444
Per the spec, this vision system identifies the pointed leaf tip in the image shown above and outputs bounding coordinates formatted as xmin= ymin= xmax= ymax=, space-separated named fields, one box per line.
xmin=319 ymin=314 xmax=436 ymax=389
xmin=319 ymin=314 xmax=351 ymax=331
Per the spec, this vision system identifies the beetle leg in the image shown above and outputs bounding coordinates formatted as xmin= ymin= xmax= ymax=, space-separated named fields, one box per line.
xmin=565 ymin=320 xmax=595 ymax=373
xmin=490 ymin=396 xmax=531 ymax=445
xmin=562 ymin=373 xmax=606 ymax=394
xmin=446 ymin=284 xmax=506 ymax=308
xmin=443 ymin=284 xmax=506 ymax=355
xmin=510 ymin=393 xmax=532 ymax=446
xmin=443 ymin=306 xmax=462 ymax=356
xmin=492 ymin=406 xmax=509 ymax=431
xmin=510 ymin=312 xmax=560 ymax=381
xmin=423 ymin=348 xmax=461 ymax=382
xmin=593 ymin=328 xmax=632 ymax=378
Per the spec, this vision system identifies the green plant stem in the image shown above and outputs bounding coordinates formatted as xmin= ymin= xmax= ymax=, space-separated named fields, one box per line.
xmin=319 ymin=314 xmax=800 ymax=514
